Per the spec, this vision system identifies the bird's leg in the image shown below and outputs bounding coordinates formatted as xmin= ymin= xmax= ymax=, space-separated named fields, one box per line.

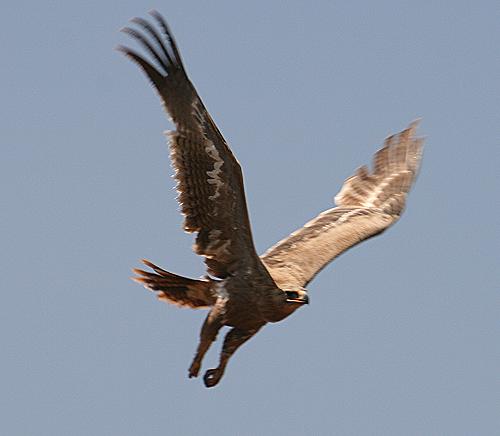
xmin=203 ymin=326 xmax=261 ymax=388
xmin=188 ymin=309 xmax=222 ymax=379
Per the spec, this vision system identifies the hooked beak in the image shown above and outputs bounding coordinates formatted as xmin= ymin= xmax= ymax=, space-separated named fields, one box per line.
xmin=285 ymin=290 xmax=309 ymax=305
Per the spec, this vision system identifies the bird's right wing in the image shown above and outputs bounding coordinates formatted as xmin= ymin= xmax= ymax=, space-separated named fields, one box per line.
xmin=261 ymin=122 xmax=424 ymax=290
xmin=118 ymin=11 xmax=272 ymax=282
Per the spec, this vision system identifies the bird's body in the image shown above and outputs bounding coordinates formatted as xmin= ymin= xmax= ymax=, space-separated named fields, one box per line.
xmin=119 ymin=11 xmax=424 ymax=387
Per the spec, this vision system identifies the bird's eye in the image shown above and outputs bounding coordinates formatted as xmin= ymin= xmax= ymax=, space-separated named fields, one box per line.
xmin=286 ymin=291 xmax=299 ymax=299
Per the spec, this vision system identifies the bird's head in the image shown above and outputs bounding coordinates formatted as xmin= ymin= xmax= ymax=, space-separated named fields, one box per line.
xmin=261 ymin=287 xmax=310 ymax=323
xmin=285 ymin=289 xmax=309 ymax=305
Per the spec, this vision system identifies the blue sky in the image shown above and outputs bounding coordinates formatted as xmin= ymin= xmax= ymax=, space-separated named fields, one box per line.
xmin=2 ymin=1 xmax=499 ymax=435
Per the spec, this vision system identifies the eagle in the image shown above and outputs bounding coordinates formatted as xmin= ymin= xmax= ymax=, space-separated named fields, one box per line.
xmin=118 ymin=10 xmax=424 ymax=388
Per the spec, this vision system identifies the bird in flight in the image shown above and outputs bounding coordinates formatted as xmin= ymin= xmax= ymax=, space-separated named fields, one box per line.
xmin=118 ymin=10 xmax=424 ymax=388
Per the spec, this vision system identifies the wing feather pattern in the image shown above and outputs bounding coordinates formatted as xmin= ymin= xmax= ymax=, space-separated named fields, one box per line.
xmin=118 ymin=11 xmax=265 ymax=279
xmin=261 ymin=122 xmax=424 ymax=289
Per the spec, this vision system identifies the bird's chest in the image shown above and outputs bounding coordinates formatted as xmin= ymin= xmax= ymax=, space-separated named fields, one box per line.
xmin=222 ymin=287 xmax=263 ymax=329
xmin=216 ymin=277 xmax=288 ymax=327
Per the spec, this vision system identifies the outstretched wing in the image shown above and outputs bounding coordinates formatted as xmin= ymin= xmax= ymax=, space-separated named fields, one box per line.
xmin=261 ymin=121 xmax=424 ymax=289
xmin=118 ymin=11 xmax=265 ymax=279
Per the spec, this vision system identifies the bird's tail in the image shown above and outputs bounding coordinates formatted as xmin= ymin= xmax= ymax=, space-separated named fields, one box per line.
xmin=133 ymin=260 xmax=216 ymax=309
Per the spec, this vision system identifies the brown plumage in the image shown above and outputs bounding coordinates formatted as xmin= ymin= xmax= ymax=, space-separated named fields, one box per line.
xmin=119 ymin=11 xmax=424 ymax=388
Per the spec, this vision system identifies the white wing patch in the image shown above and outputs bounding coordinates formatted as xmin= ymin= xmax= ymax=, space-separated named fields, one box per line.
xmin=189 ymin=99 xmax=226 ymax=202
xmin=205 ymin=142 xmax=225 ymax=200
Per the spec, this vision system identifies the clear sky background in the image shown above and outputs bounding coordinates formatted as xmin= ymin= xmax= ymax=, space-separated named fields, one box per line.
xmin=2 ymin=1 xmax=499 ymax=435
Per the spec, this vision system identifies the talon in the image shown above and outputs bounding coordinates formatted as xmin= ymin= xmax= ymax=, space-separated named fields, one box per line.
xmin=203 ymin=368 xmax=222 ymax=388
xmin=188 ymin=361 xmax=200 ymax=378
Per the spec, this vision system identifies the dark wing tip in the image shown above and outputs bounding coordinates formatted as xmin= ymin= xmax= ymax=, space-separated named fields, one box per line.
xmin=147 ymin=10 xmax=184 ymax=69
xmin=115 ymin=43 xmax=130 ymax=54
xmin=118 ymin=10 xmax=189 ymax=92
xmin=116 ymin=42 xmax=165 ymax=91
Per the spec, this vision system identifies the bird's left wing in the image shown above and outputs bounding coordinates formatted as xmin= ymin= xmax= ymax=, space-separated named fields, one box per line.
xmin=118 ymin=11 xmax=269 ymax=280
xmin=261 ymin=122 xmax=424 ymax=290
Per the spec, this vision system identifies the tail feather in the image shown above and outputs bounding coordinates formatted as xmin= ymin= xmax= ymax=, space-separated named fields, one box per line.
xmin=133 ymin=259 xmax=215 ymax=308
